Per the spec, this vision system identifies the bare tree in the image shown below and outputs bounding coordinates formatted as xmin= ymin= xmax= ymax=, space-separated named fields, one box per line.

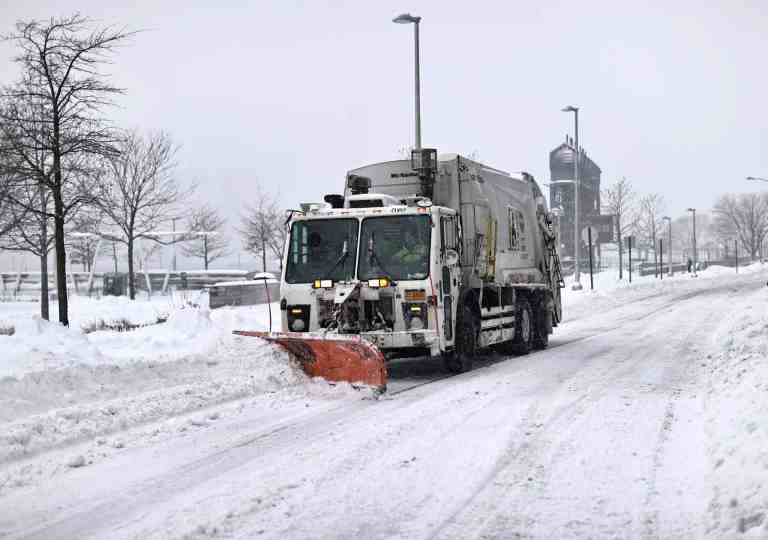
xmin=635 ymin=193 xmax=666 ymax=269
xmin=98 ymin=130 xmax=189 ymax=299
xmin=713 ymin=193 xmax=768 ymax=260
xmin=601 ymin=177 xmax=637 ymax=238
xmin=601 ymin=176 xmax=637 ymax=271
xmin=181 ymin=204 xmax=229 ymax=270
xmin=68 ymin=207 xmax=105 ymax=272
xmin=0 ymin=14 xmax=134 ymax=325
xmin=240 ymin=188 xmax=284 ymax=272
xmin=268 ymin=219 xmax=288 ymax=272
xmin=0 ymin=181 xmax=55 ymax=316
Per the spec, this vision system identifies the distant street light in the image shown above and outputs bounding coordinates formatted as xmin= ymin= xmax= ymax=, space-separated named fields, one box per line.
xmin=662 ymin=216 xmax=672 ymax=276
xmin=687 ymin=208 xmax=697 ymax=277
xmin=561 ymin=105 xmax=581 ymax=290
xmin=393 ymin=13 xmax=422 ymax=150
xmin=746 ymin=176 xmax=768 ymax=183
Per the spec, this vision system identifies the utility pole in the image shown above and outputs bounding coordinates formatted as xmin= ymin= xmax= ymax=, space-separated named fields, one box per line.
xmin=171 ymin=217 xmax=179 ymax=272
xmin=659 ymin=238 xmax=663 ymax=280
xmin=562 ymin=105 xmax=581 ymax=290
xmin=663 ymin=216 xmax=672 ymax=276
xmin=617 ymin=215 xmax=623 ymax=280
xmin=393 ymin=13 xmax=422 ymax=150
xmin=688 ymin=208 xmax=697 ymax=277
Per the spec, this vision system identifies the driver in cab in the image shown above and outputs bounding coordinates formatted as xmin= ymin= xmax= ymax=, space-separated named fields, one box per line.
xmin=394 ymin=228 xmax=427 ymax=267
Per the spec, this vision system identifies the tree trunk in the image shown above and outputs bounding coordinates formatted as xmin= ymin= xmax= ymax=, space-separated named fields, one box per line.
xmin=53 ymin=208 xmax=68 ymax=326
xmin=39 ymin=216 xmax=49 ymax=321
xmin=261 ymin=244 xmax=267 ymax=272
xmin=204 ymin=236 xmax=209 ymax=271
xmin=39 ymin=252 xmax=49 ymax=321
xmin=127 ymin=239 xmax=136 ymax=300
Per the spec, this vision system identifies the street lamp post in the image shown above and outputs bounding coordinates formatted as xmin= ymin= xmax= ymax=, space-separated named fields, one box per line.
xmin=393 ymin=13 xmax=422 ymax=150
xmin=171 ymin=217 xmax=179 ymax=272
xmin=687 ymin=208 xmax=697 ymax=277
xmin=562 ymin=106 xmax=581 ymax=290
xmin=662 ymin=216 xmax=672 ymax=276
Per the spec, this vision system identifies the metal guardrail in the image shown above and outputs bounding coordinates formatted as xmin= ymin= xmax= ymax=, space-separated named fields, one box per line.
xmin=0 ymin=270 xmax=256 ymax=300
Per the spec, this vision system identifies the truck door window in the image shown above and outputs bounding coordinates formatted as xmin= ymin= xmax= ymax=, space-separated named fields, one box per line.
xmin=441 ymin=216 xmax=458 ymax=253
xmin=508 ymin=209 xmax=528 ymax=253
xmin=508 ymin=207 xmax=519 ymax=251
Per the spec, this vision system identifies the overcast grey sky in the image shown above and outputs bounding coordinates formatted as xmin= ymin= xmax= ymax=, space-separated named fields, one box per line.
xmin=1 ymin=1 xmax=767 ymax=269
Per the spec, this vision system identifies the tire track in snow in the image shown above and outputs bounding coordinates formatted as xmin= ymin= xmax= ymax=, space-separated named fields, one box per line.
xmin=428 ymin=278 xmax=762 ymax=540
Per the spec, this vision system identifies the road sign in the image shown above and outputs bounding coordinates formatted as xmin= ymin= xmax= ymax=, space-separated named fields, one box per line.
xmin=581 ymin=226 xmax=598 ymax=245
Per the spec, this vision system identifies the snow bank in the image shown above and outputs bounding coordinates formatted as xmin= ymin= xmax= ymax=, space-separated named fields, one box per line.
xmin=0 ymin=336 xmax=307 ymax=465
xmin=0 ymin=299 xmax=318 ymax=467
xmin=0 ymin=299 xmax=280 ymax=379
xmin=0 ymin=316 xmax=106 ymax=378
xmin=705 ymin=286 xmax=768 ymax=538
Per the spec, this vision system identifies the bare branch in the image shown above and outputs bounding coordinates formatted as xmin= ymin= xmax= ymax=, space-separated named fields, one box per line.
xmin=97 ymin=129 xmax=192 ymax=298
xmin=180 ymin=203 xmax=230 ymax=270
xmin=239 ymin=186 xmax=285 ymax=272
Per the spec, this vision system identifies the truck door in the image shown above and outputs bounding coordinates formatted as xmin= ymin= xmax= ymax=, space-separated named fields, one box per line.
xmin=440 ymin=213 xmax=461 ymax=346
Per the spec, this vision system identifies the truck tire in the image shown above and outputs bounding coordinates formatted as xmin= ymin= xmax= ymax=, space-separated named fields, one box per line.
xmin=510 ymin=299 xmax=532 ymax=355
xmin=532 ymin=305 xmax=551 ymax=350
xmin=444 ymin=305 xmax=477 ymax=373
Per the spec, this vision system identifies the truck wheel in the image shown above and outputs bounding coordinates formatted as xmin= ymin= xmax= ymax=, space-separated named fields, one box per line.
xmin=532 ymin=306 xmax=551 ymax=350
xmin=510 ymin=299 xmax=532 ymax=355
xmin=444 ymin=306 xmax=477 ymax=373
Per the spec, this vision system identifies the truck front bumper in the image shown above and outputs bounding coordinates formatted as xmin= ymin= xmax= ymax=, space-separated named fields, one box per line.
xmin=362 ymin=330 xmax=440 ymax=354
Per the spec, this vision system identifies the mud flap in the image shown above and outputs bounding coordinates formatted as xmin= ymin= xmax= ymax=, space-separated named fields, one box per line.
xmin=233 ymin=331 xmax=388 ymax=392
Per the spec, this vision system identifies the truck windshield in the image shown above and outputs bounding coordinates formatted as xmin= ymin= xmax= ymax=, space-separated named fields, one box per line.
xmin=285 ymin=219 xmax=359 ymax=283
xmin=358 ymin=215 xmax=431 ymax=281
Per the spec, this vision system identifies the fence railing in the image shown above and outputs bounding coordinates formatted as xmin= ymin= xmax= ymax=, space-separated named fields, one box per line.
xmin=0 ymin=270 xmax=253 ymax=301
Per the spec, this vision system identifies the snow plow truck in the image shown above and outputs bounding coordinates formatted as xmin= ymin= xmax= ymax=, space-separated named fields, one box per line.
xmin=235 ymin=149 xmax=564 ymax=392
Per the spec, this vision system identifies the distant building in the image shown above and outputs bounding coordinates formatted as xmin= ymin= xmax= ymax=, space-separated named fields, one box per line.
xmin=549 ymin=136 xmax=602 ymax=258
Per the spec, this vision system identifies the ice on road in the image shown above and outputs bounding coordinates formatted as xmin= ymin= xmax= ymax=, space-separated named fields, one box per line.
xmin=1 ymin=267 xmax=767 ymax=539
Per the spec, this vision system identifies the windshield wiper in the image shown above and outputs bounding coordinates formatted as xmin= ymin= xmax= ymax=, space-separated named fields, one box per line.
xmin=322 ymin=240 xmax=350 ymax=279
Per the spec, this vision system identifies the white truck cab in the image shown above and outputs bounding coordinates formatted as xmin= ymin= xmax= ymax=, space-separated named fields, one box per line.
xmin=280 ymin=200 xmax=461 ymax=358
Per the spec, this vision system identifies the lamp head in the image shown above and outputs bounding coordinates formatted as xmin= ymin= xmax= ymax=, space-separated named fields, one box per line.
xmin=561 ymin=105 xmax=578 ymax=113
xmin=393 ymin=13 xmax=421 ymax=24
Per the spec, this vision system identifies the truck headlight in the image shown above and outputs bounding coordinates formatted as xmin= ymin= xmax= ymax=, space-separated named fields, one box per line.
xmin=402 ymin=303 xmax=428 ymax=330
xmin=287 ymin=305 xmax=310 ymax=332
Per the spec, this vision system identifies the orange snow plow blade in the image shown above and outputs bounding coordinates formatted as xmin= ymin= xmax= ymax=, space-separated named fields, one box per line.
xmin=233 ymin=331 xmax=387 ymax=392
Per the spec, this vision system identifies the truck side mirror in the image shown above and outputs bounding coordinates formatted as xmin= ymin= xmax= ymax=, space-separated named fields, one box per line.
xmin=445 ymin=249 xmax=459 ymax=267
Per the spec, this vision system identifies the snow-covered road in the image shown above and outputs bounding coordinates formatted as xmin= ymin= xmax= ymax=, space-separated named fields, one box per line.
xmin=1 ymin=270 xmax=767 ymax=539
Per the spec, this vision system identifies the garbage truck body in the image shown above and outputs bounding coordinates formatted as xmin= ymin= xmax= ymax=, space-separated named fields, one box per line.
xmin=245 ymin=149 xmax=564 ymax=389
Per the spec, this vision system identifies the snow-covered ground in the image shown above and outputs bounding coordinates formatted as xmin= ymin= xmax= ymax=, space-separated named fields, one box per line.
xmin=0 ymin=263 xmax=766 ymax=539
